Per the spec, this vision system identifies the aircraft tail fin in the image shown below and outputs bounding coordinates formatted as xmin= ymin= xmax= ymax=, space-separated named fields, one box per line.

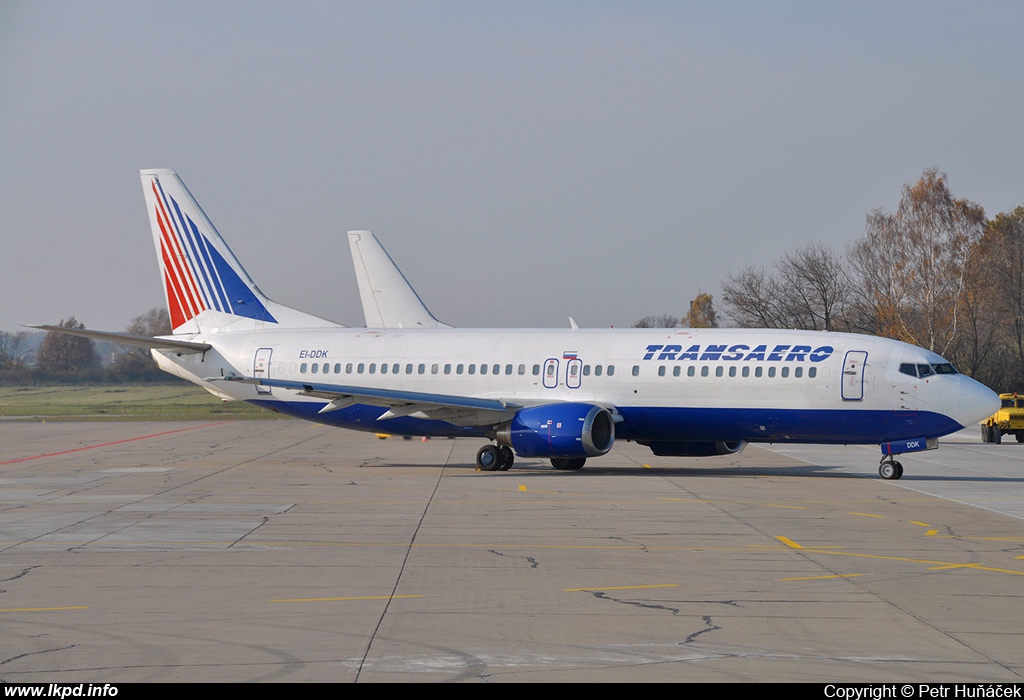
xmin=348 ymin=230 xmax=450 ymax=329
xmin=140 ymin=169 xmax=343 ymax=333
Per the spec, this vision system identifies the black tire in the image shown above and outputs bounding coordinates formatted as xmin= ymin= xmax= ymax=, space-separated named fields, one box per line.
xmin=982 ymin=425 xmax=992 ymax=443
xmin=497 ymin=446 xmax=514 ymax=471
xmin=994 ymin=427 xmax=1003 ymax=445
xmin=477 ymin=445 xmax=502 ymax=471
xmin=551 ymin=457 xmax=586 ymax=471
xmin=879 ymin=462 xmax=898 ymax=480
xmin=1016 ymin=433 xmax=1024 ymax=443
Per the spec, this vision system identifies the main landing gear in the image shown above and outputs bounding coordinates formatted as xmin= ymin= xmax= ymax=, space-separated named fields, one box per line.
xmin=476 ymin=444 xmax=514 ymax=471
xmin=550 ymin=457 xmax=586 ymax=470
xmin=878 ymin=456 xmax=904 ymax=480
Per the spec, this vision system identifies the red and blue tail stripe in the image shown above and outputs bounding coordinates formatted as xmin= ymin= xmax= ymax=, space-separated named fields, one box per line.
xmin=150 ymin=179 xmax=276 ymax=329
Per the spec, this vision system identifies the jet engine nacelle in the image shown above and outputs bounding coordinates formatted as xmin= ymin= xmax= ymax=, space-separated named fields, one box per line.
xmin=496 ymin=403 xmax=615 ymax=458
xmin=641 ymin=440 xmax=747 ymax=457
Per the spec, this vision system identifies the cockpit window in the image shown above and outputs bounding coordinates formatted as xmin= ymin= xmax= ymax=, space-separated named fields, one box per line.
xmin=899 ymin=363 xmax=917 ymax=377
xmin=932 ymin=363 xmax=958 ymax=375
xmin=917 ymin=364 xmax=934 ymax=378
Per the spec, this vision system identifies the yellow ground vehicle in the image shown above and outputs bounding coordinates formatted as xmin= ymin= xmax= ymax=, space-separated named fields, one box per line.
xmin=980 ymin=393 xmax=1024 ymax=443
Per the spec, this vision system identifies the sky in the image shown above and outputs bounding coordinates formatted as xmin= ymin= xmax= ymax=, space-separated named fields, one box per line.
xmin=2 ymin=1 xmax=1023 ymax=333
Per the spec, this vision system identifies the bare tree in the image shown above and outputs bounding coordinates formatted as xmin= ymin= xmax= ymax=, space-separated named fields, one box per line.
xmin=632 ymin=314 xmax=681 ymax=328
xmin=0 ymin=331 xmax=33 ymax=371
xmin=722 ymin=243 xmax=849 ymax=330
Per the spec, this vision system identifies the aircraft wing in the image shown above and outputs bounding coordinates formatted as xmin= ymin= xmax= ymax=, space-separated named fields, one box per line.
xmin=220 ymin=376 xmax=517 ymax=425
xmin=25 ymin=325 xmax=212 ymax=353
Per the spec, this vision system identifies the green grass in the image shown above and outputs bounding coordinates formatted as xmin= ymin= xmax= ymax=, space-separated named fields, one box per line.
xmin=0 ymin=384 xmax=286 ymax=421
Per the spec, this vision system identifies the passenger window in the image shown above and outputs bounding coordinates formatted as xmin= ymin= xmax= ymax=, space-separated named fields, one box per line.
xmin=392 ymin=363 xmax=399 ymax=374
xmin=418 ymin=364 xmax=425 ymax=374
xmin=406 ymin=364 xmax=414 ymax=374
xmin=781 ymin=367 xmax=789 ymax=378
xmin=369 ymin=363 xmax=376 ymax=374
xmin=469 ymin=364 xmax=476 ymax=375
xmin=809 ymin=367 xmax=816 ymax=378
xmin=546 ymin=364 xmax=555 ymax=377
xmin=493 ymin=364 xmax=500 ymax=375
xmin=518 ymin=364 xmax=526 ymax=375
xmin=742 ymin=366 xmax=749 ymax=377
xmin=673 ymin=366 xmax=681 ymax=377
xmin=334 ymin=363 xmax=341 ymax=373
xmin=607 ymin=365 xmax=615 ymax=376
xmin=480 ymin=364 xmax=487 ymax=375
xmin=506 ymin=364 xmax=513 ymax=375
xmin=728 ymin=366 xmax=736 ymax=377
xmin=594 ymin=365 xmax=603 ymax=376
xmin=431 ymin=364 xmax=439 ymax=374
xmin=311 ymin=363 xmax=318 ymax=374
xmin=701 ymin=366 xmax=709 ymax=377
xmin=658 ymin=366 xmax=666 ymax=377
xmin=444 ymin=364 xmax=452 ymax=374
xmin=715 ymin=366 xmax=723 ymax=377
xmin=755 ymin=367 xmax=763 ymax=378
xmin=357 ymin=363 xmax=365 ymax=374
xmin=795 ymin=367 xmax=803 ymax=378
xmin=583 ymin=365 xmax=591 ymax=376
xmin=687 ymin=366 xmax=695 ymax=377
xmin=346 ymin=363 xmax=353 ymax=373
xmin=300 ymin=363 xmax=308 ymax=374
xmin=456 ymin=364 xmax=464 ymax=375
xmin=632 ymin=365 xmax=640 ymax=377
xmin=768 ymin=367 xmax=776 ymax=378
xmin=380 ymin=363 xmax=388 ymax=374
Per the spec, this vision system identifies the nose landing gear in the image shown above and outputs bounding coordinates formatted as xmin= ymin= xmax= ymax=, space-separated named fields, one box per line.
xmin=878 ymin=456 xmax=904 ymax=480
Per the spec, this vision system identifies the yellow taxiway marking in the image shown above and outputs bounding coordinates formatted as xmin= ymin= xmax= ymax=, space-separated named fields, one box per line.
xmin=925 ymin=530 xmax=938 ymax=536
xmin=642 ymin=463 xmax=653 ymax=469
xmin=564 ymin=584 xmax=679 ymax=592
xmin=776 ymin=536 xmax=802 ymax=549
xmin=848 ymin=512 xmax=885 ymax=519
xmin=270 ymin=594 xmax=424 ymax=603
xmin=780 ymin=574 xmax=864 ymax=582
xmin=909 ymin=521 xmax=931 ymax=527
xmin=518 ymin=485 xmax=527 ymax=492
xmin=0 ymin=606 xmax=87 ymax=613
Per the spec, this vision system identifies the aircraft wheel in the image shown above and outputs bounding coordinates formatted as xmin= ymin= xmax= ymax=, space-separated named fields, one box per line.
xmin=477 ymin=445 xmax=502 ymax=471
xmin=879 ymin=461 xmax=899 ymax=480
xmin=893 ymin=461 xmax=904 ymax=479
xmin=497 ymin=446 xmax=514 ymax=471
xmin=551 ymin=457 xmax=586 ymax=470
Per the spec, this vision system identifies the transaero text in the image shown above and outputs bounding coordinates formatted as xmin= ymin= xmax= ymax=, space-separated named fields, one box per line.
xmin=643 ymin=344 xmax=834 ymax=362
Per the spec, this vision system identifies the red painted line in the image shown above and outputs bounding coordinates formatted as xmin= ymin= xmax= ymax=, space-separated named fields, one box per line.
xmin=0 ymin=421 xmax=233 ymax=466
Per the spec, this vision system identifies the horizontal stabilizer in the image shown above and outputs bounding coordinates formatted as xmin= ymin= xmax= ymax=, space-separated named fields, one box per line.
xmin=25 ymin=325 xmax=212 ymax=353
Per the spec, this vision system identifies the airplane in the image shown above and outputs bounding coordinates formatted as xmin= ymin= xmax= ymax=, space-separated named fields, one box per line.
xmin=29 ymin=169 xmax=1000 ymax=479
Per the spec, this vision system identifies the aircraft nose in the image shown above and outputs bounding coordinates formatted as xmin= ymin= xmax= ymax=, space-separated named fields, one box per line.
xmin=957 ymin=377 xmax=1000 ymax=428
